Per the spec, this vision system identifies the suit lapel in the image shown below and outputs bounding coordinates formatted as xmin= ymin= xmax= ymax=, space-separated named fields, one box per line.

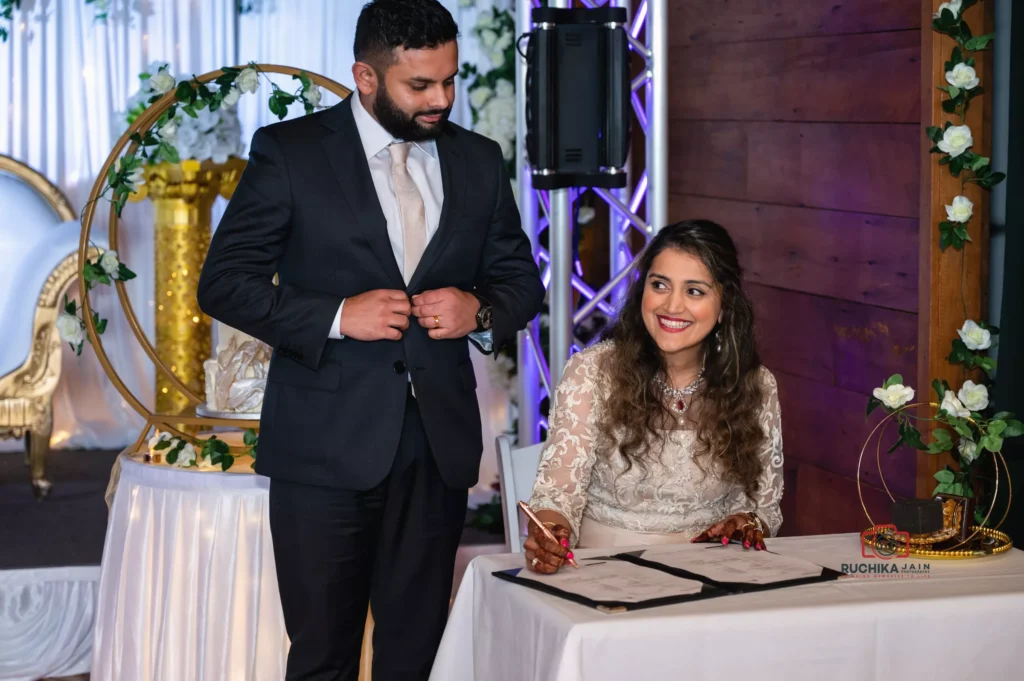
xmin=407 ymin=128 xmax=465 ymax=293
xmin=321 ymin=98 xmax=405 ymax=288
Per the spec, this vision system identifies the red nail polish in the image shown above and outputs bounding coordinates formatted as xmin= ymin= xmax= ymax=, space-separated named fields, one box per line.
xmin=743 ymin=541 xmax=750 ymax=549
xmin=566 ymin=551 xmax=574 ymax=560
xmin=721 ymin=536 xmax=729 ymax=545
xmin=560 ymin=538 xmax=569 ymax=547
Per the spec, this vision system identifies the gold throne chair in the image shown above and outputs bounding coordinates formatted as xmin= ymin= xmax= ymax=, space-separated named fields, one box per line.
xmin=0 ymin=154 xmax=97 ymax=498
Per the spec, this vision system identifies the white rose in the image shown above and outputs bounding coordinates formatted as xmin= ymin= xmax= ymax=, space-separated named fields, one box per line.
xmin=872 ymin=384 xmax=915 ymax=410
xmin=56 ymin=312 xmax=85 ymax=346
xmin=957 ymin=320 xmax=991 ymax=351
xmin=944 ymin=195 xmax=973 ymax=223
xmin=148 ymin=431 xmax=172 ymax=450
xmin=957 ymin=380 xmax=989 ymax=412
xmin=99 ymin=250 xmax=121 ymax=278
xmin=937 ymin=124 xmax=973 ymax=158
xmin=157 ymin=119 xmax=177 ymax=144
xmin=488 ymin=49 xmax=507 ymax=69
xmin=172 ymin=442 xmax=197 ymax=467
xmin=149 ymin=67 xmax=175 ymax=95
xmin=303 ymin=84 xmax=322 ymax=107
xmin=941 ymin=391 xmax=970 ymax=419
xmin=496 ymin=31 xmax=513 ymax=51
xmin=935 ymin=0 xmax=962 ymax=18
xmin=470 ymin=86 xmax=492 ymax=109
xmin=495 ymin=78 xmax=514 ymax=99
xmin=476 ymin=8 xmax=494 ymax=29
xmin=236 ymin=66 xmax=259 ymax=94
xmin=115 ymin=158 xmax=145 ymax=192
xmin=946 ymin=63 xmax=979 ymax=90
xmin=221 ymin=87 xmax=241 ymax=107
xmin=481 ymin=29 xmax=498 ymax=48
xmin=959 ymin=438 xmax=978 ymax=464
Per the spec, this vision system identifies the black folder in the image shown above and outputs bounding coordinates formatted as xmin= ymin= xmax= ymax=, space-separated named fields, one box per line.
xmin=492 ymin=557 xmax=729 ymax=613
xmin=492 ymin=547 xmax=842 ymax=613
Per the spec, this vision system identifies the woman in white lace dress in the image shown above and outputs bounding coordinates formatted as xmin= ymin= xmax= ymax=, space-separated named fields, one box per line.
xmin=523 ymin=220 xmax=784 ymax=574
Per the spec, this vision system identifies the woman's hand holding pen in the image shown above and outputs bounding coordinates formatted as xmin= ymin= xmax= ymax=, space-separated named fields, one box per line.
xmin=524 ymin=515 xmax=573 ymax=574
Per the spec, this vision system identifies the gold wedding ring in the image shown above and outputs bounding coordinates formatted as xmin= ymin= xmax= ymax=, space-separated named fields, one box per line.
xmin=433 ymin=315 xmax=440 ymax=329
xmin=531 ymin=557 xmax=540 ymax=567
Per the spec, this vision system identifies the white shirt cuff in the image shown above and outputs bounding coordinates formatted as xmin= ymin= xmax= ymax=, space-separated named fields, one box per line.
xmin=469 ymin=330 xmax=493 ymax=352
xmin=328 ymin=299 xmax=345 ymax=340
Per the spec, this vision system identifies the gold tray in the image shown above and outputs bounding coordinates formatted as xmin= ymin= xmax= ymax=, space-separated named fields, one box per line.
xmin=862 ymin=525 xmax=1013 ymax=559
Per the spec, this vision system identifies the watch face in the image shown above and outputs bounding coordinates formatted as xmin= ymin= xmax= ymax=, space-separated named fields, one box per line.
xmin=478 ymin=306 xmax=493 ymax=329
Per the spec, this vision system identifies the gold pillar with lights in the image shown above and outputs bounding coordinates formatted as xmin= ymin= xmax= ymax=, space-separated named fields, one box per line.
xmin=134 ymin=158 xmax=246 ymax=415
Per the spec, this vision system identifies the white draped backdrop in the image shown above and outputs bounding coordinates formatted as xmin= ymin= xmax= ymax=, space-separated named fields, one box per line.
xmin=0 ymin=0 xmax=512 ymax=494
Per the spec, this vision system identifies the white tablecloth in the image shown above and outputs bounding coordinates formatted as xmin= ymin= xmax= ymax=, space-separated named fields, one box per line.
xmin=0 ymin=566 xmax=100 ymax=681
xmin=431 ymin=533 xmax=1024 ymax=681
xmin=93 ymin=455 xmax=288 ymax=681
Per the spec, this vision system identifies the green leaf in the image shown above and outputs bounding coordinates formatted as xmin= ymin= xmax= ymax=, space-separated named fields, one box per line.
xmin=183 ymin=104 xmax=198 ymax=118
xmin=935 ymin=469 xmax=956 ymax=484
xmin=1004 ymin=420 xmax=1024 ymax=438
xmin=166 ymin=449 xmax=178 ymax=465
xmin=933 ymin=482 xmax=954 ymax=496
xmin=948 ymin=417 xmax=974 ymax=440
xmin=949 ymin=155 xmax=964 ymax=177
xmin=221 ymin=454 xmax=235 ymax=471
xmin=925 ymin=126 xmax=943 ymax=142
xmin=970 ymin=155 xmax=990 ymax=171
xmin=932 ymin=378 xmax=947 ymax=401
xmin=976 ymin=355 xmax=997 ymax=379
xmin=989 ymin=420 xmax=1007 ymax=437
xmin=175 ymin=81 xmax=196 ymax=103
xmin=886 ymin=434 xmax=905 ymax=455
xmin=901 ymin=423 xmax=927 ymax=451
xmin=942 ymin=98 xmax=959 ymax=114
xmin=883 ymin=374 xmax=904 ymax=390
xmin=965 ymin=34 xmax=995 ymax=51
xmin=948 ymin=85 xmax=961 ymax=99
xmin=161 ymin=142 xmax=181 ymax=164
xmin=96 ymin=317 xmax=108 ymax=334
xmin=953 ymin=224 xmax=970 ymax=242
xmin=243 ymin=428 xmax=258 ymax=447
xmin=951 ymin=46 xmax=963 ymax=65
xmin=932 ymin=428 xmax=952 ymax=442
xmin=153 ymin=438 xmax=171 ymax=451
xmin=118 ymin=264 xmax=137 ymax=281
xmin=939 ymin=155 xmax=951 ymax=166
xmin=866 ymin=397 xmax=883 ymax=418
xmin=993 ymin=411 xmax=1013 ymax=420
xmin=980 ymin=434 xmax=1003 ymax=453
xmin=950 ymin=482 xmax=966 ymax=496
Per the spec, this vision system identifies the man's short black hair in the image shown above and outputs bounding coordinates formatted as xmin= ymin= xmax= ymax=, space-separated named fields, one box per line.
xmin=354 ymin=0 xmax=459 ymax=70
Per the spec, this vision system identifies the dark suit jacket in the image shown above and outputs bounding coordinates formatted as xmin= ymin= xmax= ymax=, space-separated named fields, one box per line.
xmin=197 ymin=95 xmax=545 ymax=490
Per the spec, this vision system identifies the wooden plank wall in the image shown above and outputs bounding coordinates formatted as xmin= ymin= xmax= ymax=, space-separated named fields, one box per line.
xmin=666 ymin=0 xmax=923 ymax=535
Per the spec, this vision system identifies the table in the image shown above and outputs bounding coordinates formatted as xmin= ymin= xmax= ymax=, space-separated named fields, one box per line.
xmin=430 ymin=533 xmax=1024 ymax=681
xmin=92 ymin=454 xmax=288 ymax=681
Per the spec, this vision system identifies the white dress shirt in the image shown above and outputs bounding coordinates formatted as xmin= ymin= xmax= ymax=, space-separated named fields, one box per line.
xmin=328 ymin=94 xmax=491 ymax=351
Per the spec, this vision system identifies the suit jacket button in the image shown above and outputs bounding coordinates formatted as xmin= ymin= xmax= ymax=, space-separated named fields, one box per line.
xmin=393 ymin=360 xmax=406 ymax=374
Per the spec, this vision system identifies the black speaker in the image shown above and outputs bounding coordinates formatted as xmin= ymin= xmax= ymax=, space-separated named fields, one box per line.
xmin=526 ymin=7 xmax=630 ymax=190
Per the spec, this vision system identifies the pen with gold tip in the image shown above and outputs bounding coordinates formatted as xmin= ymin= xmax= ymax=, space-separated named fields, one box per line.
xmin=518 ymin=501 xmax=580 ymax=569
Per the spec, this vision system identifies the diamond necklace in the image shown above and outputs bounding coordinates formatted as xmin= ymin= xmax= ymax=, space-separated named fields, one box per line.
xmin=653 ymin=367 xmax=704 ymax=417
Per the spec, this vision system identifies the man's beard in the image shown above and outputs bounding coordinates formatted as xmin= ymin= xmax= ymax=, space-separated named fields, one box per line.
xmin=373 ymin=81 xmax=450 ymax=142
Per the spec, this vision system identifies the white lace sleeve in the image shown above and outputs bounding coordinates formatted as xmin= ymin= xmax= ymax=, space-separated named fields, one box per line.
xmin=528 ymin=349 xmax=601 ymax=547
xmin=727 ymin=368 xmax=785 ymax=537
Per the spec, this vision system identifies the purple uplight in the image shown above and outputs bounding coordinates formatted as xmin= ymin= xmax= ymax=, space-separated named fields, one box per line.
xmin=631 ymin=171 xmax=648 ymax=212
xmin=630 ymin=0 xmax=647 ymax=39
xmin=631 ymin=92 xmax=648 ymax=132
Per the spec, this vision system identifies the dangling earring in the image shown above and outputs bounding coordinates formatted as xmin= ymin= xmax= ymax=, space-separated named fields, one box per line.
xmin=715 ymin=330 xmax=722 ymax=353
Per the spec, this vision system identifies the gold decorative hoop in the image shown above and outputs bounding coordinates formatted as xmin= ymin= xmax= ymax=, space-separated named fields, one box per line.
xmin=77 ymin=65 xmax=351 ymax=449
xmin=0 ymin=153 xmax=76 ymax=221
xmin=857 ymin=401 xmax=1013 ymax=557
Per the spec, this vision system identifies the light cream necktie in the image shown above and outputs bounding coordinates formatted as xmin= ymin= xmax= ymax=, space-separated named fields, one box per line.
xmin=388 ymin=142 xmax=426 ymax=284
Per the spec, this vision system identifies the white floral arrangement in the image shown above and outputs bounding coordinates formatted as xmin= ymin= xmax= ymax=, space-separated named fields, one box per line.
xmin=460 ymin=7 xmax=517 ymax=167
xmin=122 ymin=62 xmax=247 ymax=166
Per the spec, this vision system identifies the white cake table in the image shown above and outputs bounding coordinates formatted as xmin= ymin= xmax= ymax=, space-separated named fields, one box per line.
xmin=92 ymin=454 xmax=288 ymax=681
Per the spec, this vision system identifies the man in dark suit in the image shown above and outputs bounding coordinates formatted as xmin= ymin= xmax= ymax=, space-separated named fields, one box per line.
xmin=197 ymin=1 xmax=544 ymax=678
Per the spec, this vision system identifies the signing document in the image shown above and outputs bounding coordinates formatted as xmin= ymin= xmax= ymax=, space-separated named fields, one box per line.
xmin=637 ymin=544 xmax=825 ymax=585
xmin=516 ymin=557 xmax=705 ymax=603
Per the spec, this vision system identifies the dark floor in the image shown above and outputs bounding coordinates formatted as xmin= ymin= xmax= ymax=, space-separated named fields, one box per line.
xmin=0 ymin=448 xmax=118 ymax=569
xmin=1 ymin=446 xmax=502 ymax=571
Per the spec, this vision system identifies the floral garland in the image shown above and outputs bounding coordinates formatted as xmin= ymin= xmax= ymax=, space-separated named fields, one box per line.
xmin=56 ymin=63 xmax=323 ymax=355
xmin=867 ymin=0 xmax=1018 ymax=519
xmin=147 ymin=427 xmax=258 ymax=471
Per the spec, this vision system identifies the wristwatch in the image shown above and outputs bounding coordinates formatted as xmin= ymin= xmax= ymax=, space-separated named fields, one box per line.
xmin=473 ymin=294 xmax=493 ymax=332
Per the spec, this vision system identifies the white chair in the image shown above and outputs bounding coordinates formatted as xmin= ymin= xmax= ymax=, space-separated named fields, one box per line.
xmin=0 ymin=154 xmax=103 ymax=497
xmin=495 ymin=434 xmax=545 ymax=553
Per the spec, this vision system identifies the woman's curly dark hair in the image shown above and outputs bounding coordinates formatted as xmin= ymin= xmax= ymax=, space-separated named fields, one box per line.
xmin=598 ymin=220 xmax=767 ymax=500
